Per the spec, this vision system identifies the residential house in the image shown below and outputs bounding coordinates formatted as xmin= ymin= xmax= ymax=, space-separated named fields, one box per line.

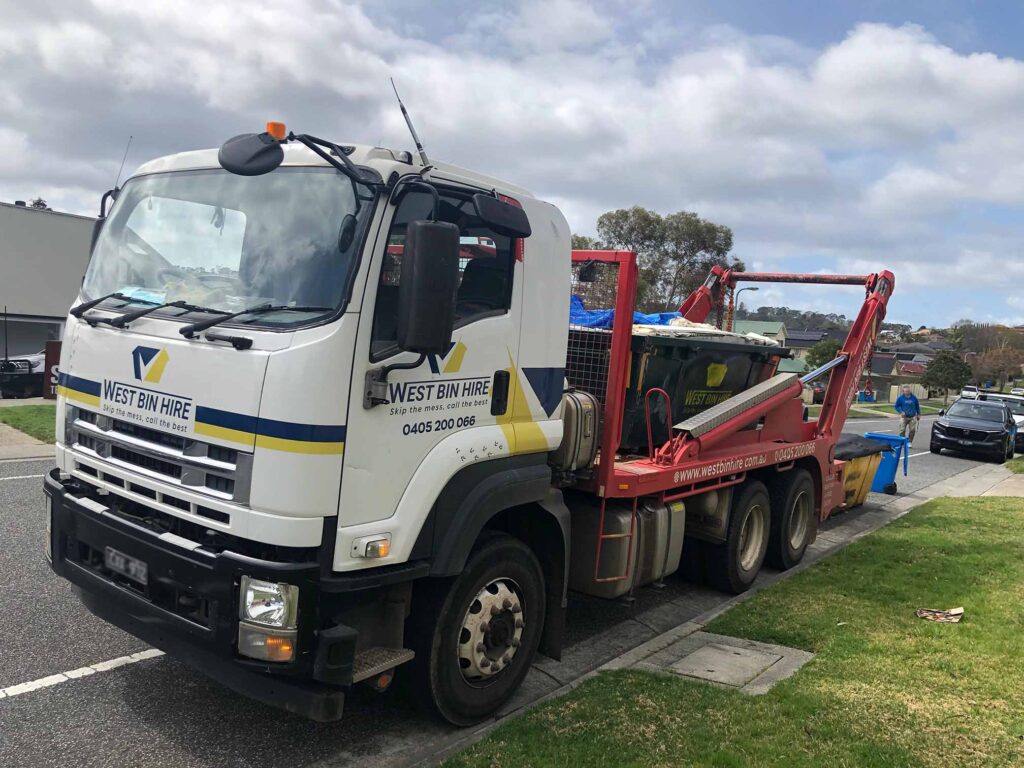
xmin=733 ymin=320 xmax=787 ymax=346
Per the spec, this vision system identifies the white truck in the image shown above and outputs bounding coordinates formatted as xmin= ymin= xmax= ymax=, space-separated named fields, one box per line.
xmin=45 ymin=124 xmax=894 ymax=724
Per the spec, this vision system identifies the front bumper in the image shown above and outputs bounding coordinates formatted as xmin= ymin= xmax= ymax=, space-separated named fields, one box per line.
xmin=45 ymin=470 xmax=358 ymax=721
xmin=930 ymin=430 xmax=1005 ymax=456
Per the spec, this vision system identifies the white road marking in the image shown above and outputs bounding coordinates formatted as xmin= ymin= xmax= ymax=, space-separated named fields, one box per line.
xmin=0 ymin=474 xmax=44 ymax=482
xmin=907 ymin=451 xmax=932 ymax=458
xmin=0 ymin=649 xmax=164 ymax=702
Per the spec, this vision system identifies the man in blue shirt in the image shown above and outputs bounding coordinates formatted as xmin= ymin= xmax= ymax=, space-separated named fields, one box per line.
xmin=894 ymin=384 xmax=921 ymax=441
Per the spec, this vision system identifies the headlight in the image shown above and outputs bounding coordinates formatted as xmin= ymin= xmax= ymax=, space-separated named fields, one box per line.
xmin=237 ymin=576 xmax=299 ymax=663
xmin=932 ymin=423 xmax=945 ymax=434
xmin=239 ymin=576 xmax=299 ymax=629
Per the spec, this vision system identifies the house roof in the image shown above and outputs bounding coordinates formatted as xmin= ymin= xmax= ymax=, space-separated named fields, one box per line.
xmin=927 ymin=340 xmax=955 ymax=350
xmin=870 ymin=353 xmax=897 ymax=376
xmin=734 ymin=320 xmax=786 ymax=337
xmin=891 ymin=342 xmax=937 ymax=354
xmin=898 ymin=361 xmax=927 ymax=375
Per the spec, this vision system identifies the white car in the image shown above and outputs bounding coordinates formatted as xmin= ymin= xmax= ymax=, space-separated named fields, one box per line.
xmin=961 ymin=385 xmax=979 ymax=399
xmin=1011 ymin=388 xmax=1024 ymax=396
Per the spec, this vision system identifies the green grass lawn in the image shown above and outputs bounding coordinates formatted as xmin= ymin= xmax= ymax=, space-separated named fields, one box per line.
xmin=0 ymin=404 xmax=57 ymax=442
xmin=855 ymin=400 xmax=945 ymax=416
xmin=445 ymin=497 xmax=1024 ymax=768
xmin=1005 ymin=457 xmax=1024 ymax=474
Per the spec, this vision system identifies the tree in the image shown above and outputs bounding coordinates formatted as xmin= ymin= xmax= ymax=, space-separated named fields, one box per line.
xmin=594 ymin=206 xmax=741 ymax=312
xmin=571 ymin=233 xmax=599 ymax=250
xmin=29 ymin=197 xmax=50 ymax=210
xmin=977 ymin=347 xmax=1024 ymax=391
xmin=806 ymin=339 xmax=842 ymax=370
xmin=921 ymin=351 xmax=972 ymax=403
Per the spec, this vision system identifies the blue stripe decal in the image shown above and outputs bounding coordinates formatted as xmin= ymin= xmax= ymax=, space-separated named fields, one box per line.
xmin=59 ymin=374 xmax=344 ymax=445
xmin=256 ymin=418 xmax=347 ymax=443
xmin=194 ymin=405 xmax=259 ymax=435
xmin=523 ymin=367 xmax=565 ymax=417
xmin=58 ymin=372 xmax=102 ymax=397
xmin=195 ymin=405 xmax=345 ymax=443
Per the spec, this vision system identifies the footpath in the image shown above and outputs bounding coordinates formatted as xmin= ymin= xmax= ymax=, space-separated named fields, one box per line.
xmin=0 ymin=398 xmax=54 ymax=461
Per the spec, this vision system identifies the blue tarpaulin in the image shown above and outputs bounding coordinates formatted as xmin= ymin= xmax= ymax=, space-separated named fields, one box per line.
xmin=570 ymin=295 xmax=680 ymax=329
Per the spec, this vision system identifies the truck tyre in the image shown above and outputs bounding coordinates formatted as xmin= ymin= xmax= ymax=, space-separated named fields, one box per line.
xmin=406 ymin=533 xmax=545 ymax=726
xmin=707 ymin=481 xmax=770 ymax=595
xmin=766 ymin=469 xmax=816 ymax=571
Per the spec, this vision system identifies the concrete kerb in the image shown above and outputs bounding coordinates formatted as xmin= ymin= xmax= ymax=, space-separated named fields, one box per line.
xmin=405 ymin=460 xmax=1011 ymax=768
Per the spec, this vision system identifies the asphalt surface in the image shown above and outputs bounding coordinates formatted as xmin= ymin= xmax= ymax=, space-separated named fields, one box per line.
xmin=0 ymin=413 xmax=989 ymax=767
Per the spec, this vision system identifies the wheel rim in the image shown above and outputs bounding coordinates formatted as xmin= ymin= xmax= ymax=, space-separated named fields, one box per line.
xmin=457 ymin=577 xmax=524 ymax=683
xmin=737 ymin=503 xmax=767 ymax=572
xmin=788 ymin=490 xmax=811 ymax=551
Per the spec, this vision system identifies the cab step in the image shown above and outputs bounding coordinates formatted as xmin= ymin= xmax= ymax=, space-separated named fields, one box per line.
xmin=352 ymin=647 xmax=415 ymax=683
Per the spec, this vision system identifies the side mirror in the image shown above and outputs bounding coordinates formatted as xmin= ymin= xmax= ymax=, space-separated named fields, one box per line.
xmin=473 ymin=193 xmax=531 ymax=238
xmin=218 ymin=132 xmax=284 ymax=176
xmin=397 ymin=219 xmax=461 ymax=354
xmin=90 ymin=187 xmax=120 ymax=252
xmin=939 ymin=409 xmax=945 ymax=416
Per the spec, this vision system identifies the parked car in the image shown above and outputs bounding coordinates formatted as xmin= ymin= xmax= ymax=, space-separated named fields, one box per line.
xmin=0 ymin=351 xmax=45 ymax=398
xmin=979 ymin=393 xmax=1024 ymax=453
xmin=811 ymin=380 xmax=826 ymax=404
xmin=960 ymin=385 xmax=979 ymax=400
xmin=931 ymin=398 xmax=1017 ymax=462
xmin=1011 ymin=387 xmax=1024 ymax=396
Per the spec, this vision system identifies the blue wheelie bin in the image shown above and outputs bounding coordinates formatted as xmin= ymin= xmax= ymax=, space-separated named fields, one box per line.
xmin=864 ymin=432 xmax=910 ymax=495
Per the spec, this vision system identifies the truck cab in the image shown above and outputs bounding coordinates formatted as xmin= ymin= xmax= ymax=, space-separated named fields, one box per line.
xmin=46 ymin=128 xmax=571 ymax=723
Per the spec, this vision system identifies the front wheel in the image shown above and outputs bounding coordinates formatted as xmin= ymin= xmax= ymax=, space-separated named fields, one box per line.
xmin=707 ymin=481 xmax=771 ymax=594
xmin=406 ymin=534 xmax=545 ymax=726
xmin=1006 ymin=439 xmax=1015 ymax=461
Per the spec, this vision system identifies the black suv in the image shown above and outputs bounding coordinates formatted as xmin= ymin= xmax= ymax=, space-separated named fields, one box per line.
xmin=930 ymin=398 xmax=1017 ymax=462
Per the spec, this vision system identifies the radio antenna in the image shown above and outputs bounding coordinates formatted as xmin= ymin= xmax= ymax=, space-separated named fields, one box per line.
xmin=390 ymin=79 xmax=429 ymax=167
xmin=113 ymin=134 xmax=134 ymax=189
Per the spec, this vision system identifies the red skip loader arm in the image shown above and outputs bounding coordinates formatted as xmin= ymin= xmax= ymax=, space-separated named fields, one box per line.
xmin=677 ymin=267 xmax=896 ymax=442
xmin=813 ymin=271 xmax=895 ymax=439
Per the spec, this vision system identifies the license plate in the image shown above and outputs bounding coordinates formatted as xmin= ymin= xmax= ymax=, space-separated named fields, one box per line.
xmin=958 ymin=439 xmax=973 ymax=446
xmin=104 ymin=546 xmax=148 ymax=586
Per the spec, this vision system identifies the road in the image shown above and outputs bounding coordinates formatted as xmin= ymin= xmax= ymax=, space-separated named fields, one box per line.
xmin=0 ymin=413 xmax=987 ymax=768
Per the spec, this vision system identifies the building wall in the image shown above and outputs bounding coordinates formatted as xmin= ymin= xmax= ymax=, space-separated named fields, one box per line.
xmin=0 ymin=203 xmax=94 ymax=319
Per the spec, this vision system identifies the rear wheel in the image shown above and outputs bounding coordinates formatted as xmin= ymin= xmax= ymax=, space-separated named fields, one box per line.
xmin=707 ymin=481 xmax=770 ymax=594
xmin=406 ymin=534 xmax=545 ymax=726
xmin=766 ymin=470 xmax=816 ymax=570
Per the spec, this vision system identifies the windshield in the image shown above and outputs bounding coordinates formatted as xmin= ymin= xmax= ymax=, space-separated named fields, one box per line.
xmin=82 ymin=168 xmax=375 ymax=328
xmin=947 ymin=401 xmax=1006 ymax=423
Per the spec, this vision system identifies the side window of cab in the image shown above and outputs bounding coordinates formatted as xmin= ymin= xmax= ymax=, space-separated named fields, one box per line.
xmin=370 ymin=189 xmax=515 ymax=359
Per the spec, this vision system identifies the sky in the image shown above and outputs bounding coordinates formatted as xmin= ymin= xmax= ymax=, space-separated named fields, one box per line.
xmin=2 ymin=0 xmax=1023 ymax=329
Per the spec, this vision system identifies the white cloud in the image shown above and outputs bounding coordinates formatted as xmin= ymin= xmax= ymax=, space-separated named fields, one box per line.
xmin=1 ymin=3 xmax=1022 ymax=327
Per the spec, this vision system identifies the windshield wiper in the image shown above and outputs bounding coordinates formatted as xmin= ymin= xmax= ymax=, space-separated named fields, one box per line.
xmin=69 ymin=291 xmax=146 ymax=318
xmin=108 ymin=300 xmax=193 ymax=328
xmin=180 ymin=304 xmax=333 ymax=338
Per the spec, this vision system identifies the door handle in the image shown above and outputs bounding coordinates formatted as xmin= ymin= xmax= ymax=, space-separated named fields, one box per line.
xmin=491 ymin=370 xmax=510 ymax=416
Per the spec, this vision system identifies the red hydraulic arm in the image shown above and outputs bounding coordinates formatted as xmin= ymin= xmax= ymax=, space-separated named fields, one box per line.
xmin=677 ymin=267 xmax=896 ymax=442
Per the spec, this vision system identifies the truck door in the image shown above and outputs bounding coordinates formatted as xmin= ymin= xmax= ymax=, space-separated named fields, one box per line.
xmin=338 ymin=185 xmax=525 ymax=538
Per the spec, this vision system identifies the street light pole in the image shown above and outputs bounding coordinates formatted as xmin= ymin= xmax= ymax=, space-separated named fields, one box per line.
xmin=728 ymin=287 xmax=759 ymax=332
